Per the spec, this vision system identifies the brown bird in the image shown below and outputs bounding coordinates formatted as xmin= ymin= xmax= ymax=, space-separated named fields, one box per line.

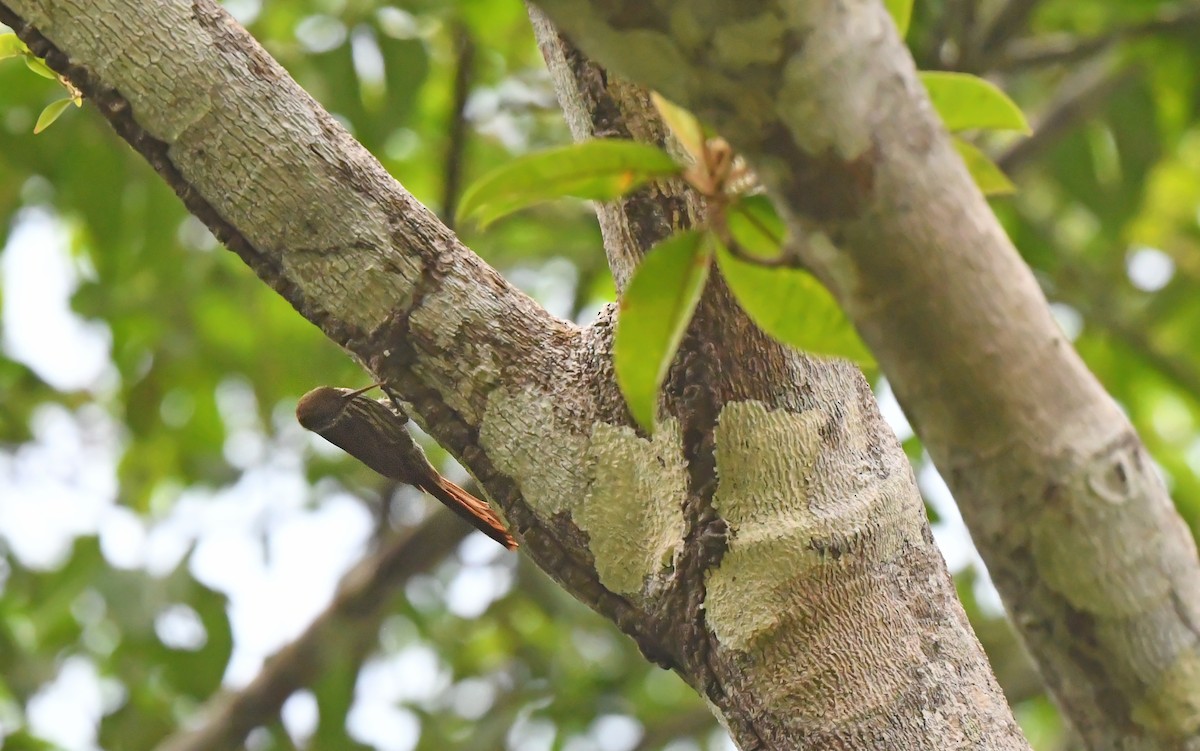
xmin=296 ymin=384 xmax=517 ymax=550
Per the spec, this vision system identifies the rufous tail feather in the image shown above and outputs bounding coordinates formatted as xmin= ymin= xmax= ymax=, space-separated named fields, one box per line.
xmin=426 ymin=476 xmax=518 ymax=550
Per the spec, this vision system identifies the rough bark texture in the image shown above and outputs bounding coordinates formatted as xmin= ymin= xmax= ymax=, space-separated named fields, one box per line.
xmin=528 ymin=0 xmax=1200 ymax=747
xmin=0 ymin=1 xmax=1029 ymax=748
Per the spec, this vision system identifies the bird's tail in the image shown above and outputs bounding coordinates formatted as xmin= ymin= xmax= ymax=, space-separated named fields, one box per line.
xmin=425 ymin=475 xmax=518 ymax=550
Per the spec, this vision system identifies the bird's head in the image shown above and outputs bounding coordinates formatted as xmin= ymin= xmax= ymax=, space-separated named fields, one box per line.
xmin=295 ymin=384 xmax=378 ymax=433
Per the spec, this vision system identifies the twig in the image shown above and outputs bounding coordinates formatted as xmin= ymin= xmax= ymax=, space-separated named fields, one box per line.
xmin=1054 ymin=263 xmax=1200 ymax=407
xmin=154 ymin=508 xmax=469 ymax=751
xmin=996 ymin=64 xmax=1138 ymax=175
xmin=708 ymin=199 xmax=805 ymax=269
xmin=440 ymin=22 xmax=476 ymax=228
xmin=719 ymin=238 xmax=797 ymax=268
xmin=923 ymin=0 xmax=983 ymax=70
xmin=1019 ymin=220 xmax=1200 ymax=405
xmin=996 ymin=5 xmax=1200 ymax=71
xmin=974 ymin=0 xmax=1044 ymax=64
xmin=951 ymin=0 xmax=981 ymax=66
xmin=1087 ymin=303 xmax=1200 ymax=404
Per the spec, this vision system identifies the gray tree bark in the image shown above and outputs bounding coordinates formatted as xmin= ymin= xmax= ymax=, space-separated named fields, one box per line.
xmin=0 ymin=0 xmax=1040 ymax=748
xmin=529 ymin=0 xmax=1200 ymax=747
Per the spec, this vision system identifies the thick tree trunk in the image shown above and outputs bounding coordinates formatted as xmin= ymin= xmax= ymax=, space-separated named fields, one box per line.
xmin=529 ymin=0 xmax=1200 ymax=747
xmin=0 ymin=0 xmax=1027 ymax=748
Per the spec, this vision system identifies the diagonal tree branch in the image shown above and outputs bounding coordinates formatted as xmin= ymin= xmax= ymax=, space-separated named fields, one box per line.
xmin=0 ymin=0 xmax=664 ymax=685
xmin=996 ymin=62 xmax=1139 ymax=175
xmin=0 ymin=1 xmax=1030 ymax=747
xmin=979 ymin=0 xmax=1043 ymax=53
xmin=154 ymin=507 xmax=470 ymax=751
xmin=529 ymin=10 xmax=1025 ymax=750
xmin=996 ymin=5 xmax=1200 ymax=71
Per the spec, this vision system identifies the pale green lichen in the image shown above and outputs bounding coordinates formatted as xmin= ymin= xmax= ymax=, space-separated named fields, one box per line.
xmin=537 ymin=0 xmax=693 ymax=105
xmin=705 ymin=403 xmax=827 ymax=650
xmin=575 ymin=420 xmax=688 ymax=594
xmin=666 ymin=5 xmax=707 ymax=51
xmin=479 ymin=388 xmax=589 ymax=518
xmin=480 ymin=388 xmax=688 ymax=595
xmin=711 ymin=13 xmax=785 ymax=67
xmin=705 ymin=400 xmax=923 ymax=651
xmin=775 ymin=3 xmax=880 ymax=159
xmin=408 ymin=294 xmax=505 ymax=423
xmin=1132 ymin=648 xmax=1200 ymax=735
xmin=1031 ymin=504 xmax=1169 ymax=617
xmin=281 ymin=249 xmax=417 ymax=335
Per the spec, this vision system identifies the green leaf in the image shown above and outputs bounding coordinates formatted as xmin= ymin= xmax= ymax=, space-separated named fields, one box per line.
xmin=614 ymin=230 xmax=712 ymax=432
xmin=921 ymin=71 xmax=1030 ymax=133
xmin=727 ymin=194 xmax=786 ymax=260
xmin=23 ymin=53 xmax=58 ymax=80
xmin=884 ymin=0 xmax=914 ymax=37
xmin=716 ymin=240 xmax=873 ymax=366
xmin=651 ymin=91 xmax=706 ymax=163
xmin=34 ymin=97 xmax=74 ymax=134
xmin=458 ymin=140 xmax=682 ymax=228
xmin=0 ymin=33 xmax=26 ymax=60
xmin=953 ymin=138 xmax=1015 ymax=196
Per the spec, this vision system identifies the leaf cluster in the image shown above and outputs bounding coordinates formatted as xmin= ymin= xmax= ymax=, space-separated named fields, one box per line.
xmin=456 ymin=17 xmax=1029 ymax=430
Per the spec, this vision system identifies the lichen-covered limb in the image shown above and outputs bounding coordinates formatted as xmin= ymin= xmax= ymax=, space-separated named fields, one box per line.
xmin=0 ymin=0 xmax=1023 ymax=746
xmin=533 ymin=0 xmax=1200 ymax=745
xmin=529 ymin=19 xmax=1027 ymax=749
xmin=0 ymin=0 xmax=648 ymax=651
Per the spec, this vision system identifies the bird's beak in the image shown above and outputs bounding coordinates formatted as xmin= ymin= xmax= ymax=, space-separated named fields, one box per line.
xmin=343 ymin=383 xmax=381 ymax=400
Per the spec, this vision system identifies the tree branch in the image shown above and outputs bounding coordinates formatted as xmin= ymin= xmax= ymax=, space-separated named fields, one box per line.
xmin=996 ymin=63 xmax=1139 ymax=175
xmin=970 ymin=0 xmax=1044 ymax=68
xmin=531 ymin=0 xmax=1200 ymax=746
xmin=0 ymin=0 xmax=1039 ymax=747
xmin=1048 ymin=261 xmax=1200 ymax=406
xmin=0 ymin=0 xmax=666 ymax=687
xmin=996 ymin=5 xmax=1200 ymax=71
xmin=530 ymin=10 xmax=1026 ymax=750
xmin=154 ymin=508 xmax=469 ymax=751
xmin=440 ymin=22 xmax=476 ymax=227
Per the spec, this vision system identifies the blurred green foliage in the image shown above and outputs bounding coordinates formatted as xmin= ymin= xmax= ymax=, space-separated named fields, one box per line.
xmin=1 ymin=1 xmax=1199 ymax=749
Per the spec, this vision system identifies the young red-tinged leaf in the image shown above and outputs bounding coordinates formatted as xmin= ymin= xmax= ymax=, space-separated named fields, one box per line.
xmin=34 ymin=97 xmax=74 ymax=134
xmin=650 ymin=92 xmax=706 ymax=164
xmin=953 ymin=138 xmax=1016 ymax=196
xmin=0 ymin=33 xmax=25 ymax=60
xmin=614 ymin=230 xmax=713 ymax=433
xmin=884 ymin=0 xmax=914 ymax=37
xmin=727 ymin=195 xmax=787 ymax=260
xmin=921 ymin=71 xmax=1030 ymax=134
xmin=716 ymin=239 xmax=874 ymax=366
xmin=457 ymin=140 xmax=681 ymax=228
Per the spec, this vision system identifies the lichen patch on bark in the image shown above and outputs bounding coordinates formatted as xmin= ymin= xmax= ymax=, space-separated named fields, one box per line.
xmin=705 ymin=400 xmax=924 ymax=651
xmin=705 ymin=402 xmax=827 ymax=650
xmin=480 ymin=388 xmax=589 ymax=518
xmin=1132 ymin=649 xmax=1200 ymax=736
xmin=576 ymin=420 xmax=688 ymax=594
xmin=480 ymin=388 xmax=687 ymax=595
xmin=711 ymin=13 xmax=784 ymax=67
xmin=775 ymin=2 xmax=881 ymax=159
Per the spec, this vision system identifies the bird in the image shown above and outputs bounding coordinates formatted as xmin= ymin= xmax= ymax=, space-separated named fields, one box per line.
xmin=296 ymin=384 xmax=517 ymax=550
